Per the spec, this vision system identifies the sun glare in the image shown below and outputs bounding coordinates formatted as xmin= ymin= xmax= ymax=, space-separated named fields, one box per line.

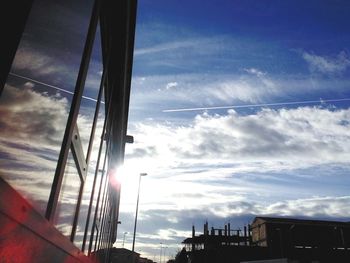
xmin=114 ymin=161 xmax=150 ymax=205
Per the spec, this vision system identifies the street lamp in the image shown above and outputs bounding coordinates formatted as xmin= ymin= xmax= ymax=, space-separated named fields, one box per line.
xmin=122 ymin=232 xmax=128 ymax=248
xmin=159 ymin=243 xmax=163 ymax=263
xmin=132 ymin=172 xmax=147 ymax=252
xmin=163 ymin=246 xmax=168 ymax=263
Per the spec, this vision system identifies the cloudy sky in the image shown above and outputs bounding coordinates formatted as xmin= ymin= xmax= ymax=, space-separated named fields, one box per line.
xmin=1 ymin=0 xmax=350 ymax=261
xmin=118 ymin=0 xmax=350 ymax=260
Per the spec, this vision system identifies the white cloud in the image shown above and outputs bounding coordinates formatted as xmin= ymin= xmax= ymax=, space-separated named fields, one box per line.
xmin=165 ymin=82 xmax=178 ymax=90
xmin=265 ymin=196 xmax=350 ymax=217
xmin=0 ymin=84 xmax=68 ymax=146
xmin=197 ymin=196 xmax=350 ymax=219
xmin=119 ymin=106 xmax=350 ymax=247
xmin=244 ymin=68 xmax=266 ymax=77
xmin=12 ymin=47 xmax=66 ymax=76
xmin=302 ymin=51 xmax=350 ymax=74
xmin=0 ymin=84 xmax=69 ymax=213
xmin=127 ymin=107 xmax=350 ymax=168
xmin=0 ymin=84 xmax=104 ymax=219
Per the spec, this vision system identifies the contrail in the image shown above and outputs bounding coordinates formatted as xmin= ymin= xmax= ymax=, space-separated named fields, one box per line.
xmin=163 ymin=98 xmax=350 ymax=113
xmin=9 ymin=72 xmax=102 ymax=103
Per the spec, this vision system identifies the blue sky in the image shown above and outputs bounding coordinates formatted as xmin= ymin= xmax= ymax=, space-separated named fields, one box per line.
xmin=1 ymin=0 xmax=350 ymax=261
xmin=118 ymin=0 xmax=350 ymax=259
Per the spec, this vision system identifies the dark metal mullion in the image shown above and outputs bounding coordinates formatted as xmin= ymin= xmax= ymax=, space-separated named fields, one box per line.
xmin=45 ymin=0 xmax=100 ymax=221
xmin=97 ymin=187 xmax=110 ymax=251
xmin=81 ymin=132 xmax=105 ymax=252
xmin=82 ymin=30 xmax=115 ymax=253
xmin=74 ymin=64 xmax=105 ymax=246
xmin=88 ymin=145 xmax=109 ymax=255
xmin=106 ymin=205 xmax=116 ymax=263
xmin=81 ymin=115 xmax=107 ymax=251
xmin=107 ymin=202 xmax=117 ymax=262
xmin=90 ymin=223 xmax=98 ymax=254
xmin=94 ymin=173 xmax=108 ymax=252
xmin=81 ymin=69 xmax=113 ymax=250
xmin=70 ymin=176 xmax=85 ymax=242
xmin=71 ymin=126 xmax=87 ymax=181
xmin=98 ymin=167 xmax=109 ymax=219
xmin=98 ymin=194 xmax=110 ymax=251
xmin=93 ymin=224 xmax=99 ymax=253
xmin=70 ymin=127 xmax=87 ymax=241
xmin=94 ymin=222 xmax=103 ymax=251
xmin=104 ymin=201 xmax=114 ymax=262
xmin=95 ymin=166 xmax=108 ymax=249
xmin=85 ymin=68 xmax=105 ymax=166
xmin=94 ymin=170 xmax=110 ymax=252
xmin=87 ymin=30 xmax=119 ymax=254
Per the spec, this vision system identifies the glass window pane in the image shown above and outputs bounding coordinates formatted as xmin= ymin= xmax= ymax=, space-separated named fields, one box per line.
xmin=54 ymin=149 xmax=81 ymax=237
xmin=77 ymin=24 xmax=103 ymax=156
xmin=74 ymin=112 xmax=106 ymax=250
xmin=0 ymin=0 xmax=94 ymax=216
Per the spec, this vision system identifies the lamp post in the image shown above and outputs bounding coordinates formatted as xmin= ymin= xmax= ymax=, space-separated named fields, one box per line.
xmin=132 ymin=172 xmax=147 ymax=252
xmin=159 ymin=243 xmax=163 ymax=263
xmin=163 ymin=246 xmax=168 ymax=263
xmin=122 ymin=232 xmax=127 ymax=248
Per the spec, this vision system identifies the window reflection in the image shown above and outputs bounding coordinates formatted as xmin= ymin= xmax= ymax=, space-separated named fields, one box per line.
xmin=0 ymin=0 xmax=93 ymax=216
xmin=0 ymin=82 xmax=68 ymax=215
xmin=75 ymin=134 xmax=106 ymax=251
xmin=77 ymin=24 xmax=103 ymax=156
xmin=55 ymin=149 xmax=81 ymax=237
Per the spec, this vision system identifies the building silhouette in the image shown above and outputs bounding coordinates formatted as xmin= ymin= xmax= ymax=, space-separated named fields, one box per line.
xmin=182 ymin=217 xmax=350 ymax=263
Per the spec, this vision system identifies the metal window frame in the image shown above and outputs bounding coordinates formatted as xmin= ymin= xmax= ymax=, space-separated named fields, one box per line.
xmin=45 ymin=0 xmax=100 ymax=222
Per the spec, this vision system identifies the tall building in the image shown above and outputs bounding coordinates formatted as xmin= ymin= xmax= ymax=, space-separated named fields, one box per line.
xmin=0 ymin=0 xmax=137 ymax=262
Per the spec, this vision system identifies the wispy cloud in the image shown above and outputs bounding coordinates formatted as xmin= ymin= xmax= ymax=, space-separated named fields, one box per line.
xmin=302 ymin=51 xmax=350 ymax=74
xmin=131 ymin=72 xmax=279 ymax=109
xmin=134 ymin=36 xmax=234 ymax=57
xmin=130 ymin=72 xmax=350 ymax=122
xmin=135 ymin=40 xmax=200 ymax=56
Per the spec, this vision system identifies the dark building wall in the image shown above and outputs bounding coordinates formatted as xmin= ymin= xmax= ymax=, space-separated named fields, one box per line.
xmin=251 ymin=217 xmax=350 ymax=261
xmin=0 ymin=0 xmax=34 ymax=91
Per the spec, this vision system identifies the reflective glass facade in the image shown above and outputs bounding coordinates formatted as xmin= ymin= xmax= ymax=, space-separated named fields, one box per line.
xmin=0 ymin=0 xmax=137 ymax=262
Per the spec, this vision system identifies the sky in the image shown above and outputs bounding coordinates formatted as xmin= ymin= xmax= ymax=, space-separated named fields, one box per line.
xmin=1 ymin=0 xmax=350 ymax=262
xmin=119 ymin=0 xmax=350 ymax=260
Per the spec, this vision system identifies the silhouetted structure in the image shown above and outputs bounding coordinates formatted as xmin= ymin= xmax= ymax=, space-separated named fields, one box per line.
xmin=139 ymin=257 xmax=156 ymax=263
xmin=183 ymin=222 xmax=252 ymax=250
xmin=94 ymin=247 xmax=155 ymax=263
xmin=183 ymin=221 xmax=268 ymax=263
xmin=182 ymin=217 xmax=350 ymax=263
xmin=251 ymin=217 xmax=350 ymax=262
